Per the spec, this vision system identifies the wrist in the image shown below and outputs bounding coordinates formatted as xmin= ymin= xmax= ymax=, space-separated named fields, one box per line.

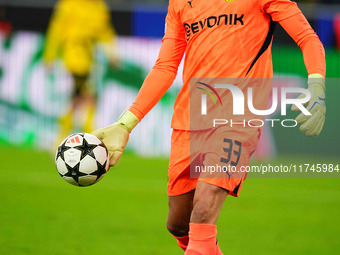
xmin=307 ymin=73 xmax=326 ymax=107
xmin=308 ymin=73 xmax=325 ymax=92
xmin=116 ymin=110 xmax=140 ymax=132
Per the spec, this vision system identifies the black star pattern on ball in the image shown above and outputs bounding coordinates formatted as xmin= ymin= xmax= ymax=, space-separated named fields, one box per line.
xmin=75 ymin=138 xmax=97 ymax=160
xmin=63 ymin=163 xmax=87 ymax=183
xmin=92 ymin=160 xmax=108 ymax=181
xmin=56 ymin=140 xmax=69 ymax=161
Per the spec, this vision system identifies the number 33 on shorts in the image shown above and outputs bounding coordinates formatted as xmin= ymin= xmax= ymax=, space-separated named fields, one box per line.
xmin=220 ymin=138 xmax=242 ymax=167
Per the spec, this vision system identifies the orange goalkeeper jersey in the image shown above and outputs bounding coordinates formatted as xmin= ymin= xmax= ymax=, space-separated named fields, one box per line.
xmin=129 ymin=0 xmax=326 ymax=130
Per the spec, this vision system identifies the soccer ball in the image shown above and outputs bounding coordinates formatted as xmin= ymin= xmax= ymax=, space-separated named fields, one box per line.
xmin=55 ymin=133 xmax=110 ymax=186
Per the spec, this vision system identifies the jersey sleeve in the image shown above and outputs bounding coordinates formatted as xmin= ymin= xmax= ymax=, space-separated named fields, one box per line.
xmin=279 ymin=13 xmax=326 ymax=77
xmin=128 ymin=1 xmax=186 ymax=120
xmin=260 ymin=0 xmax=302 ymax=22
xmin=163 ymin=0 xmax=186 ymax=41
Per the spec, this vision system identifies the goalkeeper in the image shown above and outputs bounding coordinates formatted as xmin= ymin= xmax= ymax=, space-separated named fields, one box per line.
xmin=93 ymin=0 xmax=326 ymax=254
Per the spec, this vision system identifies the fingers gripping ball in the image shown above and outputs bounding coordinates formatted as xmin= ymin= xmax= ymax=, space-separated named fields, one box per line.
xmin=55 ymin=133 xmax=110 ymax=186
xmin=90 ymin=110 xmax=139 ymax=167
xmin=91 ymin=124 xmax=130 ymax=167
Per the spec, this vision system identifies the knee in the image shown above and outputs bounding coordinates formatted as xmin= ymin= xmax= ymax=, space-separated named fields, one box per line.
xmin=166 ymin=219 xmax=189 ymax=237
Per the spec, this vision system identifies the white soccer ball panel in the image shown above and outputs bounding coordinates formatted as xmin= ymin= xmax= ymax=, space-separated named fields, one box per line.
xmin=84 ymin=133 xmax=102 ymax=145
xmin=79 ymin=155 xmax=98 ymax=174
xmin=64 ymin=148 xmax=82 ymax=168
xmin=65 ymin=134 xmax=84 ymax=147
xmin=56 ymin=157 xmax=68 ymax=175
xmin=78 ymin=175 xmax=97 ymax=186
xmin=63 ymin=176 xmax=79 ymax=186
xmin=93 ymin=146 xmax=108 ymax=166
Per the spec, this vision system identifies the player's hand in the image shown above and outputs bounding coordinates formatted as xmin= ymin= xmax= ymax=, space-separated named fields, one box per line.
xmin=291 ymin=73 xmax=326 ymax=137
xmin=91 ymin=110 xmax=140 ymax=167
xmin=92 ymin=124 xmax=130 ymax=167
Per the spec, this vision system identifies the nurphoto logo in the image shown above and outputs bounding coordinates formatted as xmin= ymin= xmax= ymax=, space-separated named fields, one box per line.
xmin=197 ymin=82 xmax=312 ymax=128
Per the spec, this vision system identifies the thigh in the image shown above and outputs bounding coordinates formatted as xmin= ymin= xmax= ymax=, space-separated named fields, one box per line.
xmin=167 ymin=190 xmax=195 ymax=228
xmin=198 ymin=127 xmax=258 ymax=197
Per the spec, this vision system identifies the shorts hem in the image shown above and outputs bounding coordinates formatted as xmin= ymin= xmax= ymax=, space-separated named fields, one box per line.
xmin=167 ymin=185 xmax=196 ymax=196
xmin=197 ymin=179 xmax=242 ymax=197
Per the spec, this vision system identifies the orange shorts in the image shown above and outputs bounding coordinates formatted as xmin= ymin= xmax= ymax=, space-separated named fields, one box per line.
xmin=167 ymin=127 xmax=259 ymax=197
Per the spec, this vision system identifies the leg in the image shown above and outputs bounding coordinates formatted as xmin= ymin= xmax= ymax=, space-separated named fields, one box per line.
xmin=191 ymin=182 xmax=228 ymax=224
xmin=185 ymin=182 xmax=228 ymax=255
xmin=167 ymin=189 xmax=195 ymax=236
xmin=184 ymin=129 xmax=253 ymax=255
xmin=167 ymin=190 xmax=195 ymax=251
xmin=58 ymin=74 xmax=88 ymax=142
xmin=167 ymin=129 xmax=196 ymax=250
xmin=72 ymin=74 xmax=96 ymax=132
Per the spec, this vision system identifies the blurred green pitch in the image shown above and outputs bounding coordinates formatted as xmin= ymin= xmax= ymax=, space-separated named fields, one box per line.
xmin=0 ymin=147 xmax=339 ymax=255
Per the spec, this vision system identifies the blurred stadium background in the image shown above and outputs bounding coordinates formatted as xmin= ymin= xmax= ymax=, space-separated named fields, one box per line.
xmin=0 ymin=0 xmax=339 ymax=254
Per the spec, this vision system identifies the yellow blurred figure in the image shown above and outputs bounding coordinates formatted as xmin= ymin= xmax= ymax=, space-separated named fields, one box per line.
xmin=44 ymin=0 xmax=118 ymax=141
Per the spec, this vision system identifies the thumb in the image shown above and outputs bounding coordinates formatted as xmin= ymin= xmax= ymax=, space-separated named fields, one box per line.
xmin=107 ymin=150 xmax=114 ymax=160
xmin=291 ymin=94 xmax=308 ymax=112
xmin=110 ymin=151 xmax=123 ymax=167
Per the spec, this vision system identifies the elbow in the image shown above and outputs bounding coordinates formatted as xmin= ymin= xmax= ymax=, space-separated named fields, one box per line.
xmin=301 ymin=36 xmax=325 ymax=57
xmin=152 ymin=61 xmax=179 ymax=77
xmin=297 ymin=33 xmax=324 ymax=51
